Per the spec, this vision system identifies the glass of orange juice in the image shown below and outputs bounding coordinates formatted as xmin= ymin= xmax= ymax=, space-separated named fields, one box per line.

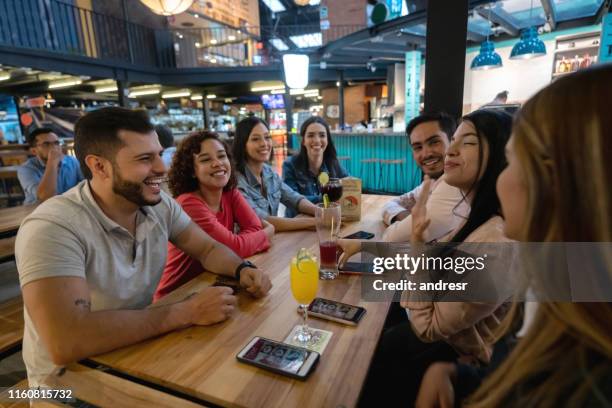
xmin=290 ymin=248 xmax=319 ymax=345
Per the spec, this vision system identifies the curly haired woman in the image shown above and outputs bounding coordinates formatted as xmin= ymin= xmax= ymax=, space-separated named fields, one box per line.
xmin=154 ymin=131 xmax=273 ymax=300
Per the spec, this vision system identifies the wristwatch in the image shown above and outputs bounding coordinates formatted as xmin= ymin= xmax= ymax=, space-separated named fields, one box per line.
xmin=234 ymin=260 xmax=257 ymax=281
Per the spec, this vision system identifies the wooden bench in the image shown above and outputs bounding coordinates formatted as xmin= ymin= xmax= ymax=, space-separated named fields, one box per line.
xmin=0 ymin=296 xmax=24 ymax=356
xmin=44 ymin=363 xmax=205 ymax=407
xmin=0 ymin=236 xmax=16 ymax=263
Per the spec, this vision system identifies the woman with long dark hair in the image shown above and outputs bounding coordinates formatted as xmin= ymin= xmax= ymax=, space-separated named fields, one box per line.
xmin=154 ymin=131 xmax=273 ymax=300
xmin=233 ymin=116 xmax=318 ymax=231
xmin=282 ymin=116 xmax=348 ymax=217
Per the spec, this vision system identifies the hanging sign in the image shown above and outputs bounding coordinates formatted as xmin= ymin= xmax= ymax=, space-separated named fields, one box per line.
xmin=405 ymin=50 xmax=421 ymax=125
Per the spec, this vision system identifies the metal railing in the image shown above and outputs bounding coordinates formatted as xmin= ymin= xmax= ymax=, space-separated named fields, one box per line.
xmin=0 ymin=0 xmax=365 ymax=69
xmin=0 ymin=0 xmax=173 ymax=67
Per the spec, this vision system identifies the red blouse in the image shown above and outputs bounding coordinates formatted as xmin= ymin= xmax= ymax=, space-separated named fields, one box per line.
xmin=155 ymin=189 xmax=269 ymax=300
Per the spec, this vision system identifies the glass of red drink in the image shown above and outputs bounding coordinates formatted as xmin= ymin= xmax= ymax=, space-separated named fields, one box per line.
xmin=321 ymin=178 xmax=343 ymax=202
xmin=315 ymin=203 xmax=341 ymax=279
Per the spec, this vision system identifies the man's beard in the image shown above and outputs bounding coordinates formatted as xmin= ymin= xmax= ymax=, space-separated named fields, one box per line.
xmin=112 ymin=164 xmax=161 ymax=207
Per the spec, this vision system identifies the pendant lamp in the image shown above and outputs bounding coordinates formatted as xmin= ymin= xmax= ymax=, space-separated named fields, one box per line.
xmin=471 ymin=5 xmax=502 ymax=70
xmin=283 ymin=54 xmax=309 ymax=89
xmin=510 ymin=0 xmax=546 ymax=59
xmin=139 ymin=0 xmax=194 ymax=16
xmin=510 ymin=26 xmax=547 ymax=59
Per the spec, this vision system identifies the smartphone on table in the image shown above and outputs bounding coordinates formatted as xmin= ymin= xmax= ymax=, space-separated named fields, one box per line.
xmin=342 ymin=230 xmax=375 ymax=240
xmin=236 ymin=337 xmax=319 ymax=380
xmin=307 ymin=297 xmax=366 ymax=326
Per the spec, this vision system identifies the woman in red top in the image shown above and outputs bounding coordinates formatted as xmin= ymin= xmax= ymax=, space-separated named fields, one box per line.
xmin=155 ymin=131 xmax=274 ymax=300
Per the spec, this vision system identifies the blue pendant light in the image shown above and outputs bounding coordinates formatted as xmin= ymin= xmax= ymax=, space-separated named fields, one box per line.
xmin=510 ymin=26 xmax=547 ymax=59
xmin=471 ymin=41 xmax=503 ymax=70
xmin=510 ymin=0 xmax=546 ymax=60
xmin=470 ymin=5 xmax=502 ymax=71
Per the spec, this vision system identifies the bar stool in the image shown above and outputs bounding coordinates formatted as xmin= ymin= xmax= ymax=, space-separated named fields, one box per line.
xmin=380 ymin=159 xmax=406 ymax=194
xmin=359 ymin=158 xmax=381 ymax=191
xmin=337 ymin=156 xmax=351 ymax=174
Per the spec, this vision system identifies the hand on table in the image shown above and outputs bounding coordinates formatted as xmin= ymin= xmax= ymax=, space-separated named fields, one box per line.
xmin=261 ymin=219 xmax=275 ymax=241
xmin=411 ymin=176 xmax=433 ymax=245
xmin=239 ymin=267 xmax=272 ymax=298
xmin=337 ymin=238 xmax=362 ymax=267
xmin=415 ymin=362 xmax=456 ymax=408
xmin=184 ymin=286 xmax=237 ymax=325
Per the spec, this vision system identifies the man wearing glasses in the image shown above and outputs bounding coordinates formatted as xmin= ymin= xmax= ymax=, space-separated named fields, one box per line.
xmin=17 ymin=127 xmax=83 ymax=204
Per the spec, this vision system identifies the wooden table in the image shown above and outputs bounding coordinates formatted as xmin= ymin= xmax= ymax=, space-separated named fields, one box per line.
xmin=0 ymin=205 xmax=36 ymax=237
xmin=91 ymin=195 xmax=394 ymax=408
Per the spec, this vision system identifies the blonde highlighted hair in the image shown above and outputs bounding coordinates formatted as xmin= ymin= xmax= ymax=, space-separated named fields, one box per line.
xmin=467 ymin=66 xmax=612 ymax=407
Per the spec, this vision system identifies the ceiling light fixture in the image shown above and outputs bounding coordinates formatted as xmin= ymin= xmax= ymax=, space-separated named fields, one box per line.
xmin=270 ymin=38 xmax=289 ymax=51
xmin=95 ymin=85 xmax=118 ymax=93
xmin=251 ymin=84 xmax=285 ymax=92
xmin=128 ymin=88 xmax=161 ymax=98
xmin=48 ymin=78 xmax=82 ymax=89
xmin=471 ymin=5 xmax=502 ymax=70
xmin=289 ymin=32 xmax=322 ymax=48
xmin=162 ymin=89 xmax=191 ymax=98
xmin=139 ymin=0 xmax=194 ymax=16
xmin=283 ymin=54 xmax=309 ymax=89
xmin=262 ymin=0 xmax=285 ymax=13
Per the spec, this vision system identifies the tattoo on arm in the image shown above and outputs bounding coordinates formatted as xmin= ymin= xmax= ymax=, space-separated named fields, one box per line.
xmin=74 ymin=298 xmax=91 ymax=311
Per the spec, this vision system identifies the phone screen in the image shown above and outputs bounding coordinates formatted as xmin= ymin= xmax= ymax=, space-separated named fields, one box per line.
xmin=309 ymin=298 xmax=362 ymax=321
xmin=242 ymin=338 xmax=311 ymax=374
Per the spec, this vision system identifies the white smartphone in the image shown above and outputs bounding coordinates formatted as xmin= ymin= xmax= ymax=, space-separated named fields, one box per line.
xmin=236 ymin=337 xmax=319 ymax=380
xmin=307 ymin=297 xmax=367 ymax=326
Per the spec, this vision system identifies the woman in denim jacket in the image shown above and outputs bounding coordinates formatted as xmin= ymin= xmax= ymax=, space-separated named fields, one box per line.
xmin=233 ymin=116 xmax=317 ymax=231
xmin=282 ymin=117 xmax=348 ymax=217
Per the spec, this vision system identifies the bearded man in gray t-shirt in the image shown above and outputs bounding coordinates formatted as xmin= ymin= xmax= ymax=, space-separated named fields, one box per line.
xmin=16 ymin=107 xmax=272 ymax=387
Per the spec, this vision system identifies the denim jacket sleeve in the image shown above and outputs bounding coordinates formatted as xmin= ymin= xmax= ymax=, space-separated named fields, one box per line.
xmin=236 ymin=173 xmax=271 ymax=219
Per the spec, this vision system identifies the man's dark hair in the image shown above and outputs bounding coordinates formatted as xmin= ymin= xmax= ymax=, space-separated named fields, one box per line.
xmin=74 ymin=107 xmax=154 ymax=179
xmin=155 ymin=125 xmax=174 ymax=149
xmin=27 ymin=127 xmax=55 ymax=147
xmin=406 ymin=112 xmax=457 ymax=142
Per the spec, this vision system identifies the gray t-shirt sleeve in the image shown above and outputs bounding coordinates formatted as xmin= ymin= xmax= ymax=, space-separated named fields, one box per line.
xmin=15 ymin=217 xmax=86 ymax=288
xmin=159 ymin=191 xmax=192 ymax=242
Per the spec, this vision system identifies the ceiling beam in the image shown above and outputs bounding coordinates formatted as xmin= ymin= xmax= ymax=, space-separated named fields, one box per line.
xmin=475 ymin=5 xmax=520 ymax=37
xmin=540 ymin=0 xmax=557 ymax=29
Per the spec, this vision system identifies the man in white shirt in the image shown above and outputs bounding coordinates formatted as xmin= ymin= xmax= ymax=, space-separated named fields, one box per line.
xmin=16 ymin=107 xmax=272 ymax=387
xmin=382 ymin=112 xmax=468 ymax=242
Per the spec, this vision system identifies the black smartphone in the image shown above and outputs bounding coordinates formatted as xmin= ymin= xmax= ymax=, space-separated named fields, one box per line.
xmin=307 ymin=298 xmax=367 ymax=326
xmin=236 ymin=337 xmax=319 ymax=380
xmin=343 ymin=230 xmax=375 ymax=240
xmin=339 ymin=262 xmax=376 ymax=275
